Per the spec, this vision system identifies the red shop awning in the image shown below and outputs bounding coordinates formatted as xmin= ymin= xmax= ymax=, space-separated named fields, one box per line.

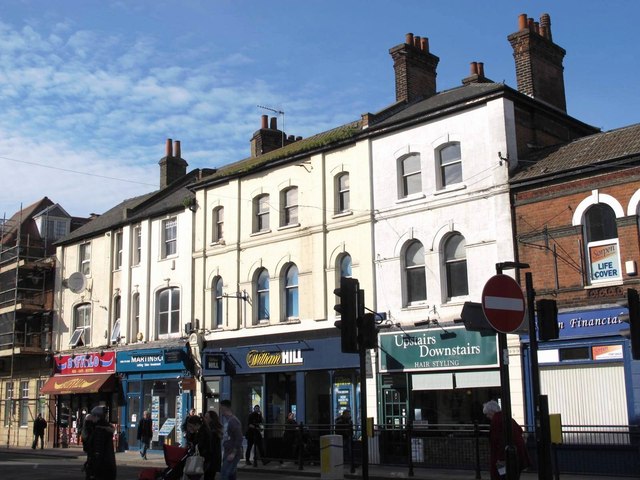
xmin=40 ymin=373 xmax=116 ymax=395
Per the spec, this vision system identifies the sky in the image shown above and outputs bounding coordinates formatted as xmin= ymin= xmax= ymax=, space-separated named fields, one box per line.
xmin=0 ymin=0 xmax=638 ymax=219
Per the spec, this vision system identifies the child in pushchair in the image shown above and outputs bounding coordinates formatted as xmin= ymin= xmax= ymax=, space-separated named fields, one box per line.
xmin=138 ymin=444 xmax=190 ymax=480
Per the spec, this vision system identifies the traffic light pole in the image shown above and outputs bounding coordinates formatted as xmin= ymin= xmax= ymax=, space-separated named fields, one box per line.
xmin=358 ymin=339 xmax=369 ymax=480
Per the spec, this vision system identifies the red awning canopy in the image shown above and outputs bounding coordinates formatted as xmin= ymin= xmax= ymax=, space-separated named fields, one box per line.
xmin=40 ymin=373 xmax=116 ymax=395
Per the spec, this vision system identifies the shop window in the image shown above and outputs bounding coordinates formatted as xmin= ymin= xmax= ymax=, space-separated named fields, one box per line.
xmin=583 ymin=204 xmax=621 ymax=284
xmin=157 ymin=287 xmax=180 ymax=336
xmin=19 ymin=381 xmax=28 ymax=427
xmin=443 ymin=233 xmax=468 ymax=299
xmin=254 ymin=269 xmax=270 ymax=324
xmin=212 ymin=276 xmax=223 ymax=328
xmin=281 ymin=187 xmax=299 ymax=227
xmin=335 ymin=173 xmax=350 ymax=214
xmin=404 ymin=240 xmax=427 ymax=304
xmin=399 ymin=153 xmax=422 ymax=198
xmin=437 ymin=142 xmax=462 ymax=189
xmin=559 ymin=347 xmax=590 ymax=362
xmin=284 ymin=264 xmax=299 ymax=320
xmin=70 ymin=303 xmax=91 ymax=347
xmin=4 ymin=381 xmax=13 ymax=426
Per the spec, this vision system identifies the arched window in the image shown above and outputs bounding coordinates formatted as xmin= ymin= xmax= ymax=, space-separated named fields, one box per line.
xmin=405 ymin=241 xmax=426 ymax=304
xmin=438 ymin=143 xmax=462 ymax=188
xmin=284 ymin=264 xmax=299 ymax=320
xmin=253 ymin=194 xmax=270 ymax=233
xmin=584 ymin=204 xmax=621 ymax=284
xmin=444 ymin=234 xmax=468 ymax=298
xmin=212 ymin=207 xmax=224 ymax=243
xmin=281 ymin=187 xmax=299 ymax=226
xmin=131 ymin=293 xmax=140 ymax=341
xmin=212 ymin=277 xmax=223 ymax=328
xmin=157 ymin=287 xmax=180 ymax=336
xmin=336 ymin=173 xmax=350 ymax=213
xmin=255 ymin=269 xmax=270 ymax=323
xmin=70 ymin=303 xmax=91 ymax=347
xmin=399 ymin=153 xmax=422 ymax=197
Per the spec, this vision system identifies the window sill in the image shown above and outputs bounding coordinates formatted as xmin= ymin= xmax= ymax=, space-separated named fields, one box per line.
xmin=250 ymin=229 xmax=272 ymax=237
xmin=444 ymin=296 xmax=469 ymax=305
xmin=332 ymin=210 xmax=353 ymax=219
xmin=279 ymin=318 xmax=301 ymax=325
xmin=248 ymin=320 xmax=271 ymax=328
xmin=159 ymin=254 xmax=178 ymax=261
xmin=278 ymin=223 xmax=301 ymax=231
xmin=209 ymin=240 xmax=226 ymax=247
xmin=584 ymin=280 xmax=624 ymax=289
xmin=402 ymin=301 xmax=429 ymax=310
xmin=396 ymin=193 xmax=425 ymax=204
xmin=433 ymin=183 xmax=466 ymax=196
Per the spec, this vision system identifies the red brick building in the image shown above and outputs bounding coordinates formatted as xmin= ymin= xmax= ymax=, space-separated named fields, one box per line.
xmin=511 ymin=123 xmax=640 ymax=429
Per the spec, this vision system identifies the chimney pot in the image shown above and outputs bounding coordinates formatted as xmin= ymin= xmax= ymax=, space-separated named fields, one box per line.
xmin=518 ymin=13 xmax=528 ymax=31
xmin=295 ymin=136 xmax=302 ymax=141
xmin=270 ymin=117 xmax=277 ymax=130
xmin=174 ymin=140 xmax=181 ymax=159
xmin=478 ymin=62 xmax=485 ymax=77
xmin=540 ymin=13 xmax=552 ymax=40
xmin=420 ymin=37 xmax=428 ymax=52
xmin=414 ymin=35 xmax=421 ymax=48
xmin=166 ymin=138 xmax=172 ymax=157
xmin=405 ymin=33 xmax=414 ymax=45
xmin=528 ymin=18 xmax=535 ymax=31
xmin=470 ymin=61 xmax=478 ymax=75
xmin=261 ymin=114 xmax=268 ymax=129
xmin=534 ymin=21 xmax=540 ymax=34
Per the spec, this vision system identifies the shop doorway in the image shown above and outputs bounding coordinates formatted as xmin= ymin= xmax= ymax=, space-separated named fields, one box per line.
xmin=127 ymin=393 xmax=141 ymax=449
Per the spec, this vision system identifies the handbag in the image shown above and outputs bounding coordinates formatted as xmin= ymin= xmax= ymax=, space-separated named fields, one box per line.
xmin=183 ymin=447 xmax=205 ymax=477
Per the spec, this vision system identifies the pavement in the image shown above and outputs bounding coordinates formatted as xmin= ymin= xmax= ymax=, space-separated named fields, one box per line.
xmin=0 ymin=446 xmax=632 ymax=479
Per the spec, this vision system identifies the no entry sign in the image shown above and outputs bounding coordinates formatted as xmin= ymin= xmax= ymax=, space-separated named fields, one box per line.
xmin=481 ymin=274 xmax=526 ymax=333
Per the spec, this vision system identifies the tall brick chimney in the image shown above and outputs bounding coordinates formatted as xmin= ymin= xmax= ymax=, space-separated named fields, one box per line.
xmin=159 ymin=138 xmax=188 ymax=188
xmin=250 ymin=115 xmax=292 ymax=157
xmin=389 ymin=33 xmax=440 ymax=103
xmin=508 ymin=13 xmax=567 ymax=112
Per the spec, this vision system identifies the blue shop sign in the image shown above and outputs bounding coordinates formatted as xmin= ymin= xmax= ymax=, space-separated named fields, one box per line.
xmin=117 ymin=348 xmax=187 ymax=372
xmin=523 ymin=306 xmax=626 ymax=341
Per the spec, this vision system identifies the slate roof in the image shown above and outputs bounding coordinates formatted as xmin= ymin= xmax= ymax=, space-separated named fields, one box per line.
xmin=55 ymin=170 xmax=204 ymax=246
xmin=510 ymin=123 xmax=640 ymax=184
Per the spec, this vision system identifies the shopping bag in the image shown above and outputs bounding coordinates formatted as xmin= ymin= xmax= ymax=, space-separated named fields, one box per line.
xmin=183 ymin=452 xmax=205 ymax=476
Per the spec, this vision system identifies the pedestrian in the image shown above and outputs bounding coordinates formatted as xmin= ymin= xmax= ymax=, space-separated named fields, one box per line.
xmin=185 ymin=415 xmax=213 ymax=480
xmin=282 ymin=412 xmax=297 ymax=460
xmin=219 ymin=400 xmax=243 ymax=480
xmin=483 ymin=400 xmax=530 ymax=480
xmin=32 ymin=413 xmax=47 ymax=449
xmin=204 ymin=410 xmax=223 ymax=479
xmin=334 ymin=408 xmax=354 ymax=465
xmin=137 ymin=410 xmax=153 ymax=460
xmin=82 ymin=406 xmax=117 ymax=480
xmin=245 ymin=404 xmax=268 ymax=465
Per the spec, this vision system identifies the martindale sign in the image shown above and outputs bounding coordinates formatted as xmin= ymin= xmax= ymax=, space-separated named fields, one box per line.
xmin=379 ymin=327 xmax=498 ymax=373
xmin=246 ymin=349 xmax=303 ymax=368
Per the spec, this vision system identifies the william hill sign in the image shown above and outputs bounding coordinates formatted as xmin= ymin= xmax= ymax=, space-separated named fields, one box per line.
xmin=379 ymin=327 xmax=497 ymax=372
xmin=246 ymin=349 xmax=303 ymax=368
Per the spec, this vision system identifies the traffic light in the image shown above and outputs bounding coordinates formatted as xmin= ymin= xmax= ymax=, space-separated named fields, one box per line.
xmin=619 ymin=288 xmax=640 ymax=360
xmin=536 ymin=299 xmax=559 ymax=341
xmin=459 ymin=301 xmax=493 ymax=333
xmin=334 ymin=277 xmax=359 ymax=353
xmin=359 ymin=312 xmax=378 ymax=349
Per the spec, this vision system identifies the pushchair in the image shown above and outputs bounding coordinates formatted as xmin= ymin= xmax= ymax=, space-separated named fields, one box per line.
xmin=138 ymin=444 xmax=189 ymax=480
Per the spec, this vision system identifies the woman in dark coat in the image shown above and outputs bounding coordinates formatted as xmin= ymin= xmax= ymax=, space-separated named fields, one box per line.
xmin=185 ymin=415 xmax=212 ymax=479
xmin=204 ymin=410 xmax=223 ymax=479
xmin=83 ymin=406 xmax=117 ymax=480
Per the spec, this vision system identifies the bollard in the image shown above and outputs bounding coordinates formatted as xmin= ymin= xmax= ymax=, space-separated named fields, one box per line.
xmin=320 ymin=434 xmax=344 ymax=480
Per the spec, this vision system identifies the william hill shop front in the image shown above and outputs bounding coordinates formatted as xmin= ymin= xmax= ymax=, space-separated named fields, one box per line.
xmin=377 ymin=326 xmax=499 ymax=428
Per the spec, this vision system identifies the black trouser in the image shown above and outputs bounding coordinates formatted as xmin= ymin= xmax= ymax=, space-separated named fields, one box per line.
xmin=32 ymin=433 xmax=44 ymax=449
xmin=246 ymin=432 xmax=265 ymax=462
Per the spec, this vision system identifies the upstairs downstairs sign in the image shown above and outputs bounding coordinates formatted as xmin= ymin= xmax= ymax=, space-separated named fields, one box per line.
xmin=379 ymin=327 xmax=498 ymax=373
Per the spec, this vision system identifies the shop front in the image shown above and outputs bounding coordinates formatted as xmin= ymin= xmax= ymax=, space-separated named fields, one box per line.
xmin=521 ymin=305 xmax=636 ymax=426
xmin=40 ymin=350 xmax=119 ymax=448
xmin=117 ymin=346 xmax=194 ymax=451
xmin=202 ymin=333 xmax=361 ymax=456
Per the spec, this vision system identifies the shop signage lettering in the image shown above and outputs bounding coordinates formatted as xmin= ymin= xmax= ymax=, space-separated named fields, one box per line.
xmin=55 ymin=351 xmax=116 ymax=375
xmin=559 ymin=314 xmax=622 ymax=331
xmin=117 ymin=348 xmax=188 ymax=372
xmin=379 ymin=327 xmax=497 ymax=373
xmin=246 ymin=349 xmax=303 ymax=368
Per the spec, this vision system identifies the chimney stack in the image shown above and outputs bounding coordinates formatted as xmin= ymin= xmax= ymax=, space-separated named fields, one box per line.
xmin=389 ymin=33 xmax=440 ymax=103
xmin=508 ymin=12 xmax=567 ymax=112
xmin=462 ymin=61 xmax=492 ymax=85
xmin=158 ymin=138 xmax=188 ymax=189
xmin=250 ymin=116 xmax=293 ymax=158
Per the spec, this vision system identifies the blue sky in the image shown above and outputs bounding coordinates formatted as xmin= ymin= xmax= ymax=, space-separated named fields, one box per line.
xmin=0 ymin=0 xmax=638 ymax=219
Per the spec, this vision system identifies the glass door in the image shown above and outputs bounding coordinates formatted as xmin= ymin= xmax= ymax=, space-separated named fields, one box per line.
xmin=127 ymin=393 xmax=140 ymax=449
